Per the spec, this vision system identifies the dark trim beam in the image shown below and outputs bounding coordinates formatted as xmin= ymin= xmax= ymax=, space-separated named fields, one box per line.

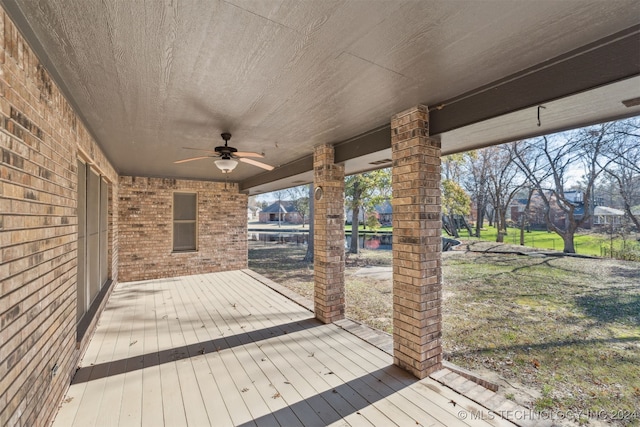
xmin=428 ymin=25 xmax=640 ymax=134
xmin=333 ymin=125 xmax=391 ymax=164
xmin=239 ymin=155 xmax=313 ymax=192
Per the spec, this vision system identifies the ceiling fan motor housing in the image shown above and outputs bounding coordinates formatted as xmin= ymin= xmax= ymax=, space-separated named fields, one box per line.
xmin=216 ymin=132 xmax=238 ymax=155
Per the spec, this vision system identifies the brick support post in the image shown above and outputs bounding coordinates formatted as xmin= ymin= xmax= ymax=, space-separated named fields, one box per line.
xmin=391 ymin=105 xmax=443 ymax=379
xmin=313 ymin=144 xmax=345 ymax=323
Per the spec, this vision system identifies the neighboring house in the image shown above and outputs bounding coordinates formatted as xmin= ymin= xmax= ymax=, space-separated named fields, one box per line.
xmin=258 ymin=201 xmax=304 ymax=224
xmin=345 ymin=200 xmax=393 ymax=225
xmin=375 ymin=200 xmax=393 ymax=225
xmin=593 ymin=206 xmax=625 ymax=227
xmin=510 ymin=190 xmax=610 ymax=230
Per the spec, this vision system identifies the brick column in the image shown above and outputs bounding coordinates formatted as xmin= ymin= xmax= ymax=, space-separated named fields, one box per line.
xmin=313 ymin=144 xmax=345 ymax=323
xmin=391 ymin=105 xmax=442 ymax=379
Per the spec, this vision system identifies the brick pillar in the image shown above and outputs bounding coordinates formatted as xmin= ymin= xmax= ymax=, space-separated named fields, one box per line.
xmin=391 ymin=105 xmax=442 ymax=379
xmin=313 ymin=144 xmax=345 ymax=323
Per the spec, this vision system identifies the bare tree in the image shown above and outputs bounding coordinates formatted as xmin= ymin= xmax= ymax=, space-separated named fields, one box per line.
xmin=463 ymin=150 xmax=491 ymax=237
xmin=286 ymin=185 xmax=310 ymax=227
xmin=485 ymin=146 xmax=524 ymax=242
xmin=511 ymin=122 xmax=615 ymax=253
xmin=600 ymin=118 xmax=640 ymax=230
xmin=518 ymin=186 xmax=535 ymax=245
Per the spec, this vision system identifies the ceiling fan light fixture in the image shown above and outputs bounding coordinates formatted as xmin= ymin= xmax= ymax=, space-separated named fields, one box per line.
xmin=215 ymin=158 xmax=238 ymax=173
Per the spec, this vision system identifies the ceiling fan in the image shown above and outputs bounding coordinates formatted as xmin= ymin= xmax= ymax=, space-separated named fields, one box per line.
xmin=174 ymin=132 xmax=274 ymax=173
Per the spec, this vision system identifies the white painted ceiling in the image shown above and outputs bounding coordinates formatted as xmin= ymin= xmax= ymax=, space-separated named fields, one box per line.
xmin=3 ymin=0 xmax=639 ymax=191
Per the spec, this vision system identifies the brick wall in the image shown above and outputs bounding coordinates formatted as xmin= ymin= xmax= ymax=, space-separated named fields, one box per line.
xmin=0 ymin=6 xmax=118 ymax=427
xmin=118 ymin=176 xmax=248 ymax=282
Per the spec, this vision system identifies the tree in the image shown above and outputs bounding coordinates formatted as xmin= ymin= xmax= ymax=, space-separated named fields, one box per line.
xmin=441 ymin=179 xmax=471 ymax=238
xmin=462 ymin=150 xmax=491 ymax=237
xmin=511 ymin=122 xmax=615 ymax=253
xmin=273 ymin=190 xmax=288 ymax=227
xmin=441 ymin=154 xmax=468 ymax=237
xmin=599 ymin=118 xmax=640 ymax=230
xmin=518 ymin=186 xmax=535 ymax=246
xmin=287 ymin=185 xmax=310 ymax=227
xmin=345 ymin=169 xmax=391 ymax=254
xmin=247 ymin=195 xmax=260 ymax=221
xmin=484 ymin=146 xmax=524 ymax=242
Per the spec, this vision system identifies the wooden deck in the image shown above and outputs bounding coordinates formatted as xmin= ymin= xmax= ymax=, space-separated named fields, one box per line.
xmin=53 ymin=270 xmax=516 ymax=427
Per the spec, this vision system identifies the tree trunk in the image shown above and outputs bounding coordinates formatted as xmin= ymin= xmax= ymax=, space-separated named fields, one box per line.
xmin=303 ymin=184 xmax=314 ymax=262
xmin=350 ymin=205 xmax=360 ymax=254
xmin=448 ymin=213 xmax=459 ymax=238
xmin=562 ymin=234 xmax=575 ymax=253
xmin=475 ymin=203 xmax=485 ymax=237
xmin=520 ymin=188 xmax=534 ymax=246
xmin=495 ymin=210 xmax=504 ymax=242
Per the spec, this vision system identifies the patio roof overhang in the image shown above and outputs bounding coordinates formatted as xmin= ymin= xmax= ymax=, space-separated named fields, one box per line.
xmin=2 ymin=1 xmax=639 ymax=194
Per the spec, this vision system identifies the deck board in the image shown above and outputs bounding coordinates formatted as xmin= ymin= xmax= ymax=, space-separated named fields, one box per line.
xmin=52 ymin=270 xmax=517 ymax=427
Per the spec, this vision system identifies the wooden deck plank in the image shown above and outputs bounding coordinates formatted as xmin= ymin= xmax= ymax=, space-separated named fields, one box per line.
xmin=211 ymin=272 xmax=380 ymax=425
xmin=229 ymin=274 xmax=438 ymax=427
xmin=310 ymin=326 xmax=472 ymax=426
xmin=179 ymin=275 xmax=258 ymax=426
xmin=116 ymin=283 xmax=147 ymax=426
xmin=315 ymin=320 xmax=505 ymax=427
xmin=53 ymin=271 xmax=517 ymax=427
xmin=219 ymin=272 xmax=399 ymax=427
xmin=54 ymin=283 xmax=128 ymax=426
xmin=201 ymin=273 xmax=304 ymax=427
xmin=225 ymin=273 xmax=432 ymax=426
xmin=94 ymin=282 xmax=142 ymax=427
xmin=167 ymin=275 xmax=217 ymax=426
xmin=140 ymin=280 xmax=165 ymax=427
xmin=70 ymin=287 xmax=136 ymax=427
xmin=207 ymin=277 xmax=363 ymax=427
xmin=156 ymin=281 xmax=189 ymax=427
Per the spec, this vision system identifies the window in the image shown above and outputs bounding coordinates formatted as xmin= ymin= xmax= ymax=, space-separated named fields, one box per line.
xmin=173 ymin=192 xmax=197 ymax=251
xmin=77 ymin=160 xmax=110 ymax=329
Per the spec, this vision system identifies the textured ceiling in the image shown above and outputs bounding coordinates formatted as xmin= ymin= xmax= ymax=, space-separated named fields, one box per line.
xmin=2 ymin=0 xmax=640 ymax=188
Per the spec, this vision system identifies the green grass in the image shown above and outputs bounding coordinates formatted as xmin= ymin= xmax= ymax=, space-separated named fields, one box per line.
xmin=459 ymin=225 xmax=637 ymax=257
xmin=347 ymin=223 xmax=638 ymax=257
xmin=350 ymin=225 xmax=393 ymax=232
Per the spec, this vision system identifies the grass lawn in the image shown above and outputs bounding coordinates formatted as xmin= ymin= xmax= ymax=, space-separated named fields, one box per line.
xmin=249 ymin=242 xmax=640 ymax=426
xmin=454 ymin=225 xmax=639 ymax=258
xmin=349 ymin=225 xmax=393 ymax=232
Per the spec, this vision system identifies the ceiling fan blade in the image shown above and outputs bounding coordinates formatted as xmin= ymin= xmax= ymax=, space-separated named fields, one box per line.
xmin=174 ymin=156 xmax=212 ymax=164
xmin=182 ymin=147 xmax=218 ymax=154
xmin=239 ymin=157 xmax=274 ymax=171
xmin=235 ymin=151 xmax=264 ymax=158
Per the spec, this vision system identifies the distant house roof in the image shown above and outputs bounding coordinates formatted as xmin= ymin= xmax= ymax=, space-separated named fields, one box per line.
xmin=345 ymin=200 xmax=392 ymax=220
xmin=563 ymin=190 xmax=584 ymax=204
xmin=261 ymin=201 xmax=298 ymax=213
xmin=375 ymin=200 xmax=393 ymax=215
xmin=594 ymin=206 xmax=624 ymax=216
